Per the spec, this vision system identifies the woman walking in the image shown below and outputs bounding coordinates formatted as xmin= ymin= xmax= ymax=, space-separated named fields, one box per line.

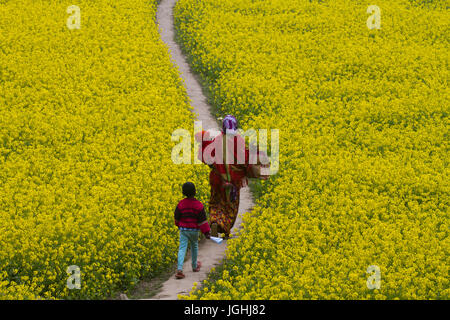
xmin=195 ymin=115 xmax=268 ymax=239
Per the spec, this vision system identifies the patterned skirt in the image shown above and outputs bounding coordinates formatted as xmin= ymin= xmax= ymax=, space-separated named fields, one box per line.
xmin=208 ymin=186 xmax=240 ymax=236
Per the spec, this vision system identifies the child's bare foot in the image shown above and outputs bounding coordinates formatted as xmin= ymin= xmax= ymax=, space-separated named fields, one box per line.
xmin=193 ymin=261 xmax=202 ymax=272
xmin=175 ymin=270 xmax=185 ymax=279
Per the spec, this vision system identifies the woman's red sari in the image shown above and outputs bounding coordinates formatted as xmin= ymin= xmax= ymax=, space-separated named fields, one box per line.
xmin=195 ymin=130 xmax=253 ymax=236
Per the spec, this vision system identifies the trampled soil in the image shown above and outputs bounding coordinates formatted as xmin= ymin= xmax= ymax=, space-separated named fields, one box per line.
xmin=135 ymin=0 xmax=255 ymax=300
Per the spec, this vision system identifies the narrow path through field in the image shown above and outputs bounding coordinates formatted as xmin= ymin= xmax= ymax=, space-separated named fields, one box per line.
xmin=144 ymin=0 xmax=254 ymax=300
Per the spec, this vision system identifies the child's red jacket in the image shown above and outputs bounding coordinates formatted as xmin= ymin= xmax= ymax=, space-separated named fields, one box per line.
xmin=174 ymin=198 xmax=211 ymax=235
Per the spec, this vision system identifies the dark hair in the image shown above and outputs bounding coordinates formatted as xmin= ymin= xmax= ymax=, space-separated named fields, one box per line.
xmin=182 ymin=182 xmax=196 ymax=198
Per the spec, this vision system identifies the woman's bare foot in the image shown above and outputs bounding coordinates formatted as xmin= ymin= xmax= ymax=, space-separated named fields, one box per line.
xmin=210 ymin=222 xmax=218 ymax=237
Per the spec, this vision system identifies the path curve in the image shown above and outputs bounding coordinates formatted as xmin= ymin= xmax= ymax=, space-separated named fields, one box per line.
xmin=148 ymin=0 xmax=254 ymax=300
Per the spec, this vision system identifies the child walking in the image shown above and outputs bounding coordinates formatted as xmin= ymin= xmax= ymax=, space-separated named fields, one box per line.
xmin=174 ymin=182 xmax=211 ymax=279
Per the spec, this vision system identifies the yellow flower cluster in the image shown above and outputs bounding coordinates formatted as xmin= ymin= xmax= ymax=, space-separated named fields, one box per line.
xmin=174 ymin=0 xmax=449 ymax=299
xmin=0 ymin=0 xmax=209 ymax=299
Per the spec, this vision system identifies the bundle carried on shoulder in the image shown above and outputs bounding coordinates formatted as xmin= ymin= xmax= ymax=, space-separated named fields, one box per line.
xmin=246 ymin=150 xmax=271 ymax=180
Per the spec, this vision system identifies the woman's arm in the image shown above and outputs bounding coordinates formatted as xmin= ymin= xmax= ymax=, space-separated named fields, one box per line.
xmin=195 ymin=130 xmax=216 ymax=164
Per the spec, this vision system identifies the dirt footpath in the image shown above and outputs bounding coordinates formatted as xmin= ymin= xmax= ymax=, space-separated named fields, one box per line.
xmin=143 ymin=0 xmax=255 ymax=300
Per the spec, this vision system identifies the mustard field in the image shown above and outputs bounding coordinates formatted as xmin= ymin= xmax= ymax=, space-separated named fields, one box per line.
xmin=174 ymin=0 xmax=449 ymax=299
xmin=0 ymin=0 xmax=448 ymax=300
xmin=0 ymin=0 xmax=210 ymax=299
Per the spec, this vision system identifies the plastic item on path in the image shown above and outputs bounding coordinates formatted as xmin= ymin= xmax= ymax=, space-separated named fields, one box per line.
xmin=210 ymin=236 xmax=223 ymax=244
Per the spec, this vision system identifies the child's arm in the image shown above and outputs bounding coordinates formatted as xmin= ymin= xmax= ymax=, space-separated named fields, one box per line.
xmin=197 ymin=207 xmax=211 ymax=238
xmin=174 ymin=205 xmax=181 ymax=227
